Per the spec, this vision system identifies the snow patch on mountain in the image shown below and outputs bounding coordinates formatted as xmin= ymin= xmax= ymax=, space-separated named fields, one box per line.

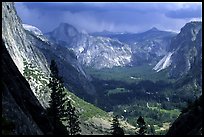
xmin=23 ymin=24 xmax=43 ymax=36
xmin=79 ymin=46 xmax=85 ymax=53
xmin=153 ymin=52 xmax=174 ymax=72
xmin=23 ymin=24 xmax=50 ymax=43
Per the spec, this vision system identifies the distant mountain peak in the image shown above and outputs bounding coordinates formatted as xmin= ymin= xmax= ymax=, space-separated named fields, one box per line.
xmin=58 ymin=22 xmax=75 ymax=29
xmin=149 ymin=27 xmax=160 ymax=31
xmin=46 ymin=22 xmax=79 ymax=45
xmin=102 ymin=30 xmax=111 ymax=33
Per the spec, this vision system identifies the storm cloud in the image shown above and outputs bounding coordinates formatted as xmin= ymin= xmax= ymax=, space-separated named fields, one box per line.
xmin=14 ymin=2 xmax=202 ymax=33
xmin=165 ymin=5 xmax=202 ymax=19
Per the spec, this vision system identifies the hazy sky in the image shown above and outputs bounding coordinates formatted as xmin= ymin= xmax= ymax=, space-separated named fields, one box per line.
xmin=15 ymin=2 xmax=202 ymax=33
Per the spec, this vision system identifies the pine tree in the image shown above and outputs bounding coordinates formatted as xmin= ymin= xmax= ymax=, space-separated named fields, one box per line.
xmin=47 ymin=60 xmax=68 ymax=135
xmin=111 ymin=115 xmax=124 ymax=135
xmin=65 ymin=100 xmax=81 ymax=135
xmin=136 ymin=116 xmax=147 ymax=135
xmin=150 ymin=125 xmax=155 ymax=135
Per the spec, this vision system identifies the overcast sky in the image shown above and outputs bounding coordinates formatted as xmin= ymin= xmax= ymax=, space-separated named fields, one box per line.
xmin=15 ymin=2 xmax=202 ymax=33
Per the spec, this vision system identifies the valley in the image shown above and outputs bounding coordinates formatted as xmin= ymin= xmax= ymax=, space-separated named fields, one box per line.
xmin=2 ymin=2 xmax=202 ymax=135
xmin=85 ymin=64 xmax=171 ymax=83
xmin=85 ymin=66 xmax=182 ymax=134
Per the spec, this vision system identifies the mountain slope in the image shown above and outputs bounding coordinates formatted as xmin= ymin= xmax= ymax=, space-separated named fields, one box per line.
xmin=108 ymin=28 xmax=176 ymax=66
xmin=91 ymin=27 xmax=176 ymax=64
xmin=73 ymin=35 xmax=132 ymax=69
xmin=24 ymin=24 xmax=97 ymax=103
xmin=169 ymin=22 xmax=202 ymax=78
xmin=153 ymin=21 xmax=202 ymax=79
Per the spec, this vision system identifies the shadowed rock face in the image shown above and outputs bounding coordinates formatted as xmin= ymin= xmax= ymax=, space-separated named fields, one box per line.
xmin=2 ymin=40 xmax=53 ymax=135
xmin=166 ymin=95 xmax=202 ymax=135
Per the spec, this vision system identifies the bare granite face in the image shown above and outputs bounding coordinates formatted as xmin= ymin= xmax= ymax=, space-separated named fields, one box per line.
xmin=2 ymin=2 xmax=50 ymax=108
